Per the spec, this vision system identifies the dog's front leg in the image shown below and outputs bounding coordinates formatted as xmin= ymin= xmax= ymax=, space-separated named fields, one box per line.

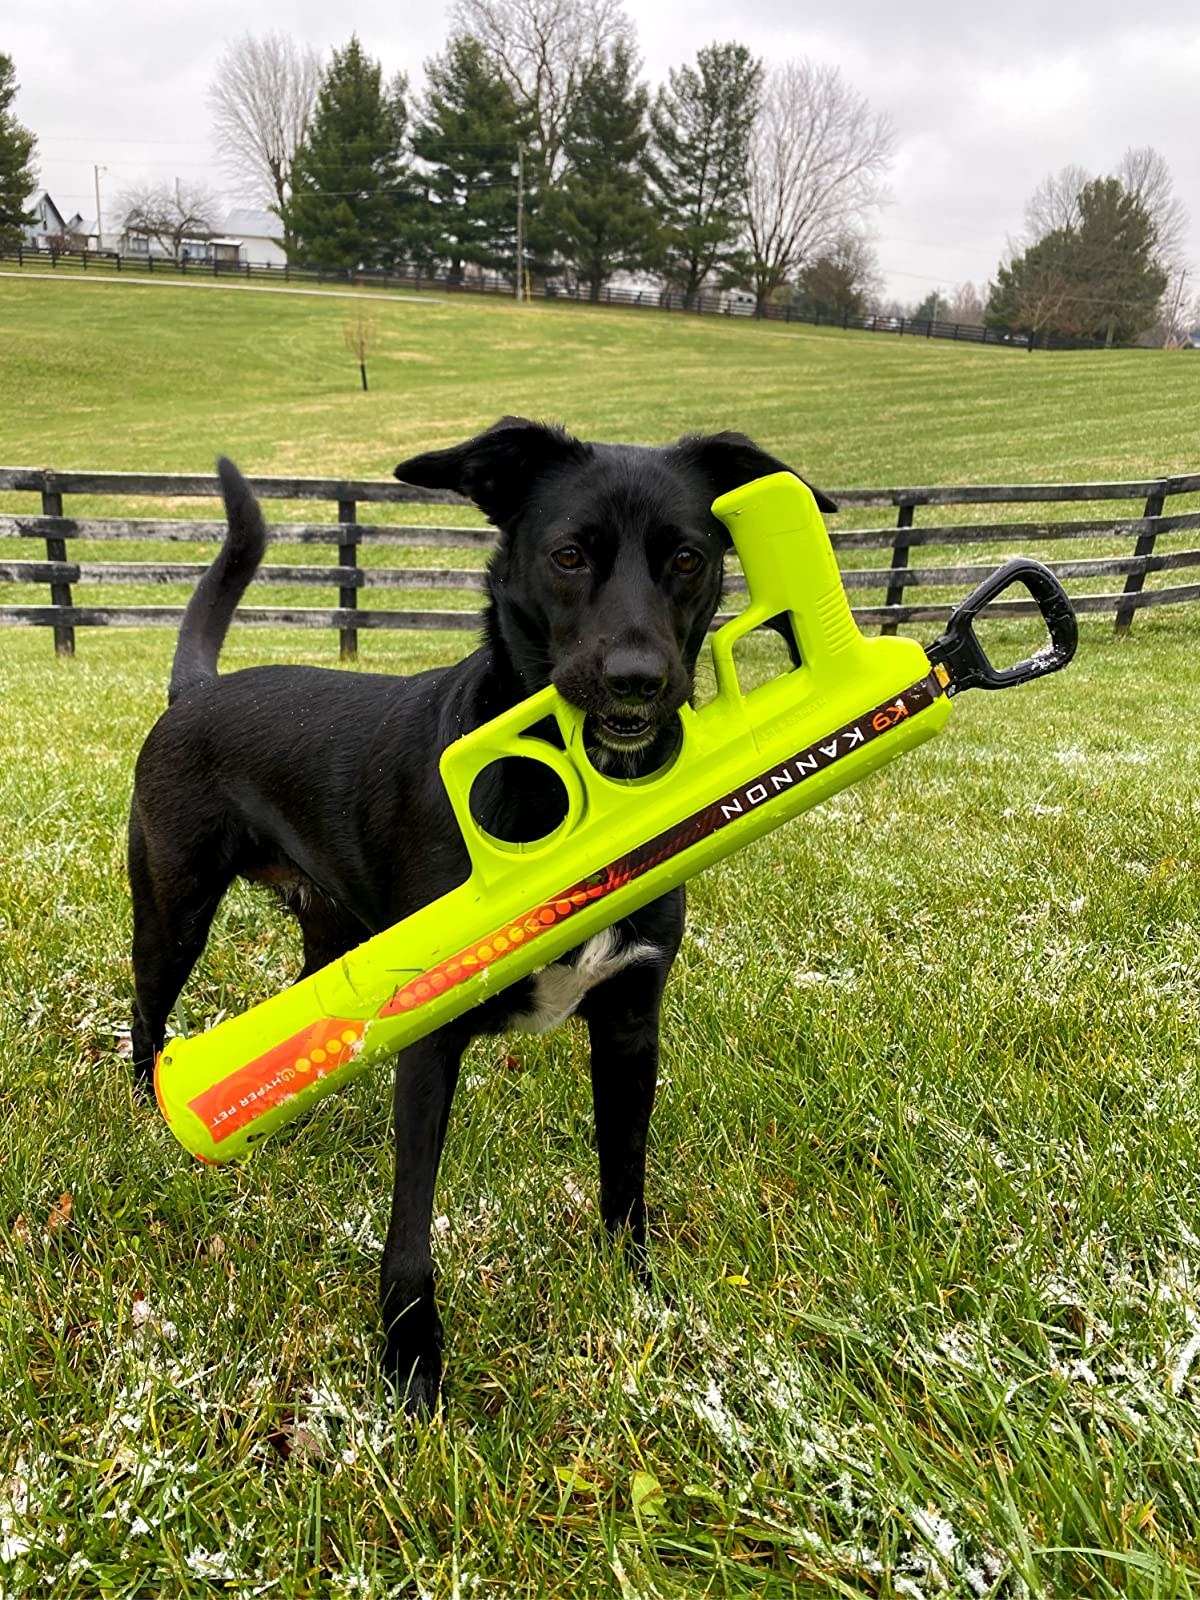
xmin=580 ymin=955 xmax=673 ymax=1267
xmin=380 ymin=1025 xmax=466 ymax=1415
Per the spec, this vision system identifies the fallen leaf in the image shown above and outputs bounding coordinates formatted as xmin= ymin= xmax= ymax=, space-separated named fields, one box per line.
xmin=12 ymin=1214 xmax=31 ymax=1246
xmin=554 ymin=1464 xmax=601 ymax=1496
xmin=46 ymin=1193 xmax=73 ymax=1233
xmin=631 ymin=1469 xmax=664 ymax=1524
xmin=287 ymin=1424 xmax=325 ymax=1464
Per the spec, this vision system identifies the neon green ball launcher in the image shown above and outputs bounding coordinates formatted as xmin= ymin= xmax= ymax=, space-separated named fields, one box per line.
xmin=154 ymin=470 xmax=1076 ymax=1163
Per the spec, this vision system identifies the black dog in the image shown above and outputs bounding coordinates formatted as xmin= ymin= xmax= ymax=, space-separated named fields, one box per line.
xmin=128 ymin=417 xmax=835 ymax=1413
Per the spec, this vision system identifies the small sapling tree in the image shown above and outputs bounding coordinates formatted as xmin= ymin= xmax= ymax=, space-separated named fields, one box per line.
xmin=343 ymin=307 xmax=375 ymax=390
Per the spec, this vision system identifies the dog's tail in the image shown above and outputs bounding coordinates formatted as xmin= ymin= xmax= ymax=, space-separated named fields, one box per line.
xmin=168 ymin=457 xmax=267 ymax=705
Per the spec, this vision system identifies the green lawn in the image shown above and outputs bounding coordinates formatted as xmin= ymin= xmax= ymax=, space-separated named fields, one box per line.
xmin=1 ymin=275 xmax=1199 ymax=1597
xmin=2 ymin=268 xmax=1199 ymax=484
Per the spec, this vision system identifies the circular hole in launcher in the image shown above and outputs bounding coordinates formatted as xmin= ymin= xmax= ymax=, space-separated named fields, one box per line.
xmin=582 ymin=707 xmax=684 ymax=786
xmin=469 ymin=755 xmax=571 ymax=845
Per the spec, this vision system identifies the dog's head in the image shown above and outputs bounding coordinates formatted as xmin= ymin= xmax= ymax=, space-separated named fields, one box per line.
xmin=395 ymin=417 xmax=835 ymax=771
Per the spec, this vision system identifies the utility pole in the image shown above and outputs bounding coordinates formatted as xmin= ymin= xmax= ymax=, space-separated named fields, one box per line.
xmin=93 ymin=165 xmax=105 ymax=251
xmin=515 ymin=142 xmax=525 ymax=303
xmin=1166 ymin=265 xmax=1189 ymax=345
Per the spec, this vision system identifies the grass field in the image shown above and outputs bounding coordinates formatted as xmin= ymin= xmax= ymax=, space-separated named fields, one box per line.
xmin=3 ymin=268 xmax=1200 ymax=484
xmin=2 ymin=274 xmax=1200 ymax=1597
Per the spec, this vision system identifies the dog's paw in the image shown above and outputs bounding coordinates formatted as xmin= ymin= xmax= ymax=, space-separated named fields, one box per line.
xmin=129 ymin=1021 xmax=160 ymax=1096
xmin=381 ymin=1290 xmax=445 ymax=1419
xmin=383 ymin=1336 xmax=443 ymax=1419
xmin=129 ymin=1056 xmax=158 ymax=1099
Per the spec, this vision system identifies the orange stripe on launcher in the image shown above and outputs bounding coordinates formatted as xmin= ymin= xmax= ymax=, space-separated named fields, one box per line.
xmin=187 ymin=1017 xmax=366 ymax=1143
xmin=378 ymin=879 xmax=613 ymax=1019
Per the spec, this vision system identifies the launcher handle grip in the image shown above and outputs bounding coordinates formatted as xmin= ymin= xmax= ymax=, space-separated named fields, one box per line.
xmin=710 ymin=472 xmax=861 ymax=682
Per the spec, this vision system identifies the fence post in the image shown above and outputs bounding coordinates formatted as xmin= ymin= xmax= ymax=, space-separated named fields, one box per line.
xmin=881 ymin=503 xmax=914 ymax=636
xmin=337 ymin=497 xmax=359 ymax=662
xmin=1114 ymin=481 xmax=1168 ymax=635
xmin=42 ymin=481 xmax=76 ymax=658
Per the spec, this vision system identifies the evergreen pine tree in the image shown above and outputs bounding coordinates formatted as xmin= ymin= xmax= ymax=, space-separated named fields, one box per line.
xmin=409 ymin=36 xmax=528 ymax=280
xmin=987 ymin=175 xmax=1167 ymax=345
xmin=647 ymin=43 xmax=761 ymax=308
xmin=1073 ymin=177 xmax=1168 ymax=345
xmin=550 ymin=42 xmax=657 ymax=301
xmin=282 ymin=37 xmax=409 ymax=272
xmin=0 ymin=55 xmax=38 ymax=250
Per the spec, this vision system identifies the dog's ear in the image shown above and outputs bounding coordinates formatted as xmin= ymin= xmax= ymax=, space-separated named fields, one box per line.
xmin=395 ymin=416 xmax=591 ymax=526
xmin=671 ymin=430 xmax=838 ymax=514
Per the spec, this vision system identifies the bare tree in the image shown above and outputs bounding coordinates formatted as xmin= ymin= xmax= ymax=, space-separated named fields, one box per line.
xmin=208 ymin=31 xmax=322 ymax=244
xmin=118 ymin=181 xmax=220 ymax=260
xmin=451 ymin=0 xmax=632 ymax=177
xmin=1023 ymin=164 xmax=1090 ymax=242
xmin=947 ymin=281 xmax=985 ymax=324
xmin=742 ymin=61 xmax=894 ymax=316
xmin=1118 ymin=146 xmax=1188 ymax=272
xmin=343 ymin=307 xmax=375 ymax=390
xmin=794 ymin=228 xmax=880 ymax=320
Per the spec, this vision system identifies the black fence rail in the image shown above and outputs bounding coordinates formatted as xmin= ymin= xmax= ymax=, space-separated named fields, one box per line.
xmin=2 ymin=467 xmax=1198 ymax=659
xmin=0 ymin=244 xmax=1110 ymax=351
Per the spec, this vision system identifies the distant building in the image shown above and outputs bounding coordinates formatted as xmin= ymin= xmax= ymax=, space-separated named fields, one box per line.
xmin=23 ymin=191 xmax=97 ymax=251
xmin=220 ymin=209 xmax=287 ymax=268
xmin=22 ymin=191 xmax=286 ymax=267
xmin=121 ymin=207 xmax=286 ymax=267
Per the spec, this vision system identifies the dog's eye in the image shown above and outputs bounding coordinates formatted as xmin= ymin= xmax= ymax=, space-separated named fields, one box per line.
xmin=673 ymin=548 xmax=703 ymax=575
xmin=551 ymin=545 xmax=586 ymax=572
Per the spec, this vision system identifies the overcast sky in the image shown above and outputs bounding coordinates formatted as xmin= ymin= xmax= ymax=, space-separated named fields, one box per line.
xmin=9 ymin=0 xmax=1200 ymax=306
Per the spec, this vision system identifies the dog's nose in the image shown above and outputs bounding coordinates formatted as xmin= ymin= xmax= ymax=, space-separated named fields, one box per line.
xmin=602 ymin=652 xmax=669 ymax=702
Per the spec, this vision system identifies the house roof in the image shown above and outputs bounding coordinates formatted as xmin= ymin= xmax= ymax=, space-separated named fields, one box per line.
xmin=221 ymin=209 xmax=282 ymax=240
xmin=32 ymin=191 xmax=67 ymax=231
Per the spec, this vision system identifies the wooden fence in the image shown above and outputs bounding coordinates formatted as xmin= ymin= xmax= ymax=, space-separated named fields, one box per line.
xmin=1 ymin=467 xmax=1198 ymax=660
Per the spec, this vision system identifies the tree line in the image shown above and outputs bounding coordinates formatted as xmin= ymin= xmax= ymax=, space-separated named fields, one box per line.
xmin=1 ymin=20 xmax=1194 ymax=343
xmin=201 ymin=8 xmax=894 ymax=318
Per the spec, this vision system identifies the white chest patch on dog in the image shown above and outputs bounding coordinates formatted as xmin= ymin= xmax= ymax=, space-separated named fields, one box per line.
xmin=509 ymin=927 xmax=659 ymax=1034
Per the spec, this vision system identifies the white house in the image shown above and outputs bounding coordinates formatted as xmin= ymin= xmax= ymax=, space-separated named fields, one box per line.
xmin=220 ymin=209 xmax=287 ymax=268
xmin=22 ymin=192 xmax=286 ymax=264
xmin=121 ymin=207 xmax=286 ymax=268
xmin=23 ymin=191 xmax=97 ymax=251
